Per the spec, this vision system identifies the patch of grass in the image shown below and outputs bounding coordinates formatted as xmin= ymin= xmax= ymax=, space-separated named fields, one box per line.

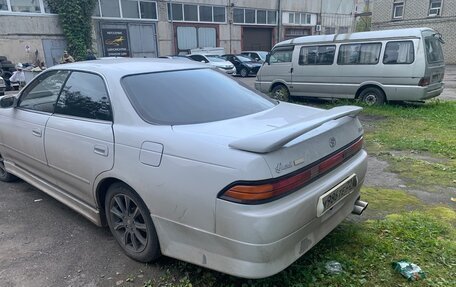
xmin=165 ymin=208 xmax=456 ymax=287
xmin=361 ymin=187 xmax=423 ymax=212
xmin=383 ymin=155 xmax=456 ymax=189
xmin=361 ymin=101 xmax=456 ymax=158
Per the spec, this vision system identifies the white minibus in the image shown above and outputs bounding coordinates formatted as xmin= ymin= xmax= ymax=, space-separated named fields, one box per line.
xmin=255 ymin=28 xmax=445 ymax=105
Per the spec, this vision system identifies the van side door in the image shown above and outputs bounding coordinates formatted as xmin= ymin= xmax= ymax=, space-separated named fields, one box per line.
xmin=291 ymin=45 xmax=337 ymax=98
xmin=45 ymin=71 xmax=114 ymax=207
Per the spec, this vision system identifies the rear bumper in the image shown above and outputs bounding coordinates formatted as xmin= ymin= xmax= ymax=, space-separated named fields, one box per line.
xmin=383 ymin=82 xmax=444 ymax=101
xmin=152 ymin=150 xmax=367 ymax=278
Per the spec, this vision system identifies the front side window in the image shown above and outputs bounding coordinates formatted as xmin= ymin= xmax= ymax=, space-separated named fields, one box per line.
xmin=269 ymin=47 xmax=293 ymax=64
xmin=122 ymin=69 xmax=275 ymax=125
xmin=299 ymin=45 xmax=335 ymax=65
xmin=429 ymin=0 xmax=442 ymax=16
xmin=393 ymin=0 xmax=404 ymax=19
xmin=55 ymin=72 xmax=112 ymax=121
xmin=19 ymin=70 xmax=70 ymax=113
xmin=338 ymin=43 xmax=382 ymax=65
xmin=0 ymin=0 xmax=8 ymax=11
xmin=383 ymin=41 xmax=414 ymax=64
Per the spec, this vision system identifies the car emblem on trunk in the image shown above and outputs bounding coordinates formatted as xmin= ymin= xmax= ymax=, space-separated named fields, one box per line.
xmin=329 ymin=137 xmax=336 ymax=148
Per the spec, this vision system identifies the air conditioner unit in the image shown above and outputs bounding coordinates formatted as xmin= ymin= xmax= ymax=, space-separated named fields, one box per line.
xmin=315 ymin=25 xmax=322 ymax=32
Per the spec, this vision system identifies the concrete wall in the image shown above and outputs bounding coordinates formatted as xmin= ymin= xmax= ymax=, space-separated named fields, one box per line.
xmin=372 ymin=0 xmax=456 ymax=64
xmin=0 ymin=15 xmax=64 ymax=65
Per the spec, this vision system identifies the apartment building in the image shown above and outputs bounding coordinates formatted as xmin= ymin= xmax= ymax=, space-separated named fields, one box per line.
xmin=372 ymin=0 xmax=455 ymax=63
xmin=0 ymin=0 xmax=359 ymax=66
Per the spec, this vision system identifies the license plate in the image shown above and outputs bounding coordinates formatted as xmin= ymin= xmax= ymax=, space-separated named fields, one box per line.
xmin=317 ymin=174 xmax=358 ymax=217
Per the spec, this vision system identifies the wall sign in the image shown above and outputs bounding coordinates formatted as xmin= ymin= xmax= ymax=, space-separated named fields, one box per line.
xmin=102 ymin=28 xmax=130 ymax=57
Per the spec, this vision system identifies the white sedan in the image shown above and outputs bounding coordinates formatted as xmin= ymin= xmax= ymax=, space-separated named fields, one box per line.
xmin=0 ymin=58 xmax=368 ymax=279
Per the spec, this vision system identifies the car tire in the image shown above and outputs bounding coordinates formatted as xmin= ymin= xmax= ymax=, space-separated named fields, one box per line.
xmin=359 ymin=87 xmax=386 ymax=106
xmin=271 ymin=84 xmax=290 ymax=102
xmin=0 ymin=155 xmax=19 ymax=182
xmin=105 ymin=182 xmax=161 ymax=262
xmin=240 ymin=68 xmax=248 ymax=77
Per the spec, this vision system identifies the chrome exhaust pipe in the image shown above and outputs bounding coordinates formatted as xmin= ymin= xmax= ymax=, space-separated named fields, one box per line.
xmin=352 ymin=200 xmax=368 ymax=215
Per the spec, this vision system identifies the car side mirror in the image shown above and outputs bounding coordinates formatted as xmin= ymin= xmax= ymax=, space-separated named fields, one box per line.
xmin=0 ymin=95 xmax=17 ymax=108
xmin=265 ymin=54 xmax=271 ymax=65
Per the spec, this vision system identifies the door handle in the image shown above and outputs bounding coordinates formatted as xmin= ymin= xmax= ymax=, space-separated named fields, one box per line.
xmin=290 ymin=67 xmax=294 ymax=73
xmin=32 ymin=128 xmax=42 ymax=137
xmin=94 ymin=145 xmax=108 ymax=157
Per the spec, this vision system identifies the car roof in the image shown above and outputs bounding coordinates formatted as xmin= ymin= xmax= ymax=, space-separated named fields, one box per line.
xmin=47 ymin=58 xmax=208 ymax=77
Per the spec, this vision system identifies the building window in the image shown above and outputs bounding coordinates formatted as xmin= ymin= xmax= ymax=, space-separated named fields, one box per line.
xmin=10 ymin=0 xmax=41 ymax=13
xmin=392 ymin=0 xmax=404 ymax=19
xmin=94 ymin=0 xmax=157 ymax=19
xmin=168 ymin=3 xmax=225 ymax=23
xmin=429 ymin=0 xmax=442 ymax=16
xmin=233 ymin=8 xmax=277 ymax=25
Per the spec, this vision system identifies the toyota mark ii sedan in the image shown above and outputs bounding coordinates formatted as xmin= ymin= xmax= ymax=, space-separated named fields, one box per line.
xmin=0 ymin=58 xmax=368 ymax=279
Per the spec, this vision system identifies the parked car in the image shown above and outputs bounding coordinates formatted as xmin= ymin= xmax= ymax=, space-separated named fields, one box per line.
xmin=241 ymin=51 xmax=269 ymax=63
xmin=256 ymin=28 xmax=445 ymax=104
xmin=187 ymin=54 xmax=235 ymax=74
xmin=0 ymin=76 xmax=5 ymax=95
xmin=158 ymin=55 xmax=193 ymax=61
xmin=0 ymin=58 xmax=368 ymax=279
xmin=221 ymin=54 xmax=263 ymax=77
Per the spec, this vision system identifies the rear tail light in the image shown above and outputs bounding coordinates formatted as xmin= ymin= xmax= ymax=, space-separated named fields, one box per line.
xmin=219 ymin=137 xmax=364 ymax=204
xmin=418 ymin=77 xmax=430 ymax=87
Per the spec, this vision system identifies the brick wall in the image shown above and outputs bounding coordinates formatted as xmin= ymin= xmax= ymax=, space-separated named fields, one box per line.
xmin=372 ymin=0 xmax=456 ymax=64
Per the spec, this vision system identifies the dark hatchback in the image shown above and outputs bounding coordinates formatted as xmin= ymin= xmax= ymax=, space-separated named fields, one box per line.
xmin=221 ymin=54 xmax=263 ymax=77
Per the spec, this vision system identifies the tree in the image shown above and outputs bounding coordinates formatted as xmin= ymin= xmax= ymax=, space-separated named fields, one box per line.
xmin=45 ymin=0 xmax=97 ymax=61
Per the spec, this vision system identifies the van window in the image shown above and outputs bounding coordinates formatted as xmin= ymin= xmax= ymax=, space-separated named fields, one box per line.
xmin=299 ymin=45 xmax=335 ymax=65
xmin=425 ymin=36 xmax=444 ymax=63
xmin=383 ymin=41 xmax=414 ymax=64
xmin=337 ymin=43 xmax=382 ymax=65
xmin=269 ymin=47 xmax=293 ymax=63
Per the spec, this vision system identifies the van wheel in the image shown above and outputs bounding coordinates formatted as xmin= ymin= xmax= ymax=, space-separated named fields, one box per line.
xmin=271 ymin=84 xmax=290 ymax=102
xmin=359 ymin=87 xmax=386 ymax=106
xmin=105 ymin=183 xmax=161 ymax=262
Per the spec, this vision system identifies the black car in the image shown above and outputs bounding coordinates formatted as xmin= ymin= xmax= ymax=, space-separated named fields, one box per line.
xmin=221 ymin=54 xmax=262 ymax=77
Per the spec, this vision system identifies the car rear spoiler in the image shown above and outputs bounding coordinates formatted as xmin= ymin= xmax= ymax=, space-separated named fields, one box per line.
xmin=229 ymin=106 xmax=363 ymax=153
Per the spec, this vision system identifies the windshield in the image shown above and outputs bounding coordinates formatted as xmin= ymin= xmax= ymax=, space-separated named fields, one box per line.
xmin=206 ymin=55 xmax=226 ymax=62
xmin=425 ymin=36 xmax=444 ymax=63
xmin=236 ymin=55 xmax=254 ymax=62
xmin=122 ymin=69 xmax=275 ymax=125
xmin=257 ymin=52 xmax=268 ymax=60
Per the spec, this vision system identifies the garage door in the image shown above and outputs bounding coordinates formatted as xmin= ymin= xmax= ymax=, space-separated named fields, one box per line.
xmin=243 ymin=27 xmax=272 ymax=51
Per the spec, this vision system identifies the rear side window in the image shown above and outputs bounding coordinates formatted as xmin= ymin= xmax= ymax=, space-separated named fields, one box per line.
xmin=383 ymin=41 xmax=414 ymax=64
xmin=425 ymin=36 xmax=444 ymax=63
xmin=338 ymin=43 xmax=382 ymax=65
xmin=55 ymin=72 xmax=112 ymax=121
xmin=299 ymin=45 xmax=335 ymax=65
xmin=122 ymin=68 xmax=275 ymax=125
xmin=269 ymin=47 xmax=293 ymax=63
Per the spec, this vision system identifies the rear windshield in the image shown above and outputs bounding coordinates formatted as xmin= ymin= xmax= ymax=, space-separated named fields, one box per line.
xmin=425 ymin=36 xmax=444 ymax=63
xmin=122 ymin=68 xmax=275 ymax=125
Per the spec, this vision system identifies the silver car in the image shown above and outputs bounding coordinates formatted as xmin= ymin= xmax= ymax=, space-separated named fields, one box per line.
xmin=0 ymin=76 xmax=5 ymax=95
xmin=0 ymin=58 xmax=368 ymax=279
xmin=187 ymin=54 xmax=236 ymax=74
